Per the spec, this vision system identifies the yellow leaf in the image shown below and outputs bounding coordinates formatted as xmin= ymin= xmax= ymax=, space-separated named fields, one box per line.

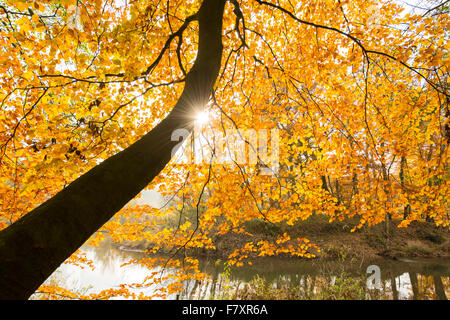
xmin=32 ymin=14 xmax=40 ymax=25
xmin=15 ymin=1 xmax=29 ymax=11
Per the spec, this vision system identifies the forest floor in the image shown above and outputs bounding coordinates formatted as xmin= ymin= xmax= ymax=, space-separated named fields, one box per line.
xmin=118 ymin=214 xmax=450 ymax=261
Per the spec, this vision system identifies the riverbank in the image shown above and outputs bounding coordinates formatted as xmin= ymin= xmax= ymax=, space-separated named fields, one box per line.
xmin=116 ymin=215 xmax=450 ymax=262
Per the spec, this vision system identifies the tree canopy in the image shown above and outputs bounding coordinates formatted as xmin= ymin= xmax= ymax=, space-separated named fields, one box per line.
xmin=0 ymin=0 xmax=448 ymax=299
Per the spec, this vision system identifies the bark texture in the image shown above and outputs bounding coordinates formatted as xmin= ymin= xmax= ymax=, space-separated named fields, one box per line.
xmin=0 ymin=0 xmax=226 ymax=300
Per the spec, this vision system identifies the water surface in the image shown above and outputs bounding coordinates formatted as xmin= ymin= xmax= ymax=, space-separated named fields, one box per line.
xmin=37 ymin=240 xmax=450 ymax=300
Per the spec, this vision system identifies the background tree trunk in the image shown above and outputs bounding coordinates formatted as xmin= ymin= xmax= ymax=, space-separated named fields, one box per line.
xmin=433 ymin=275 xmax=447 ymax=300
xmin=409 ymin=272 xmax=419 ymax=299
xmin=0 ymin=0 xmax=226 ymax=300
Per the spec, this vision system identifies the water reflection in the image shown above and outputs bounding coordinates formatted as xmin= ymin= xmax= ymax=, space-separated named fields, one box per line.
xmin=37 ymin=242 xmax=173 ymax=299
xmin=37 ymin=240 xmax=449 ymax=300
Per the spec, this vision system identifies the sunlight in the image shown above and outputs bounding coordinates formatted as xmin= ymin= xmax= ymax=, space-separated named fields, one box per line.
xmin=195 ymin=110 xmax=209 ymax=125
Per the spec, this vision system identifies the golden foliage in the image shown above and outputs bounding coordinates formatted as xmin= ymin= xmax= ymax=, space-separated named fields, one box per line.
xmin=1 ymin=0 xmax=448 ymax=299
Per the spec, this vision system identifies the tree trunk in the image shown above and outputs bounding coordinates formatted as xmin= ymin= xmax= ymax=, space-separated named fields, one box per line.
xmin=409 ymin=272 xmax=419 ymax=300
xmin=399 ymin=156 xmax=411 ymax=219
xmin=0 ymin=0 xmax=226 ymax=300
xmin=391 ymin=276 xmax=398 ymax=300
xmin=433 ymin=275 xmax=447 ymax=300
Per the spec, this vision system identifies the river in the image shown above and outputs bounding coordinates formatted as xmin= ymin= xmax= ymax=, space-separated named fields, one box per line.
xmin=33 ymin=239 xmax=450 ymax=300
